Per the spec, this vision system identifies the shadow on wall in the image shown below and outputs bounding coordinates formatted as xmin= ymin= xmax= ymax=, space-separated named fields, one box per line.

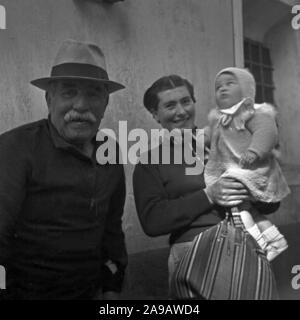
xmin=121 ymin=223 xmax=300 ymax=300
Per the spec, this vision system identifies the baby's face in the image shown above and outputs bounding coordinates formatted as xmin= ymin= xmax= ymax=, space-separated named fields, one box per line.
xmin=215 ymin=73 xmax=243 ymax=109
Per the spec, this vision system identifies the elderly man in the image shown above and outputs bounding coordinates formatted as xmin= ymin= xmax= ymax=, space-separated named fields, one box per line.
xmin=0 ymin=39 xmax=127 ymax=299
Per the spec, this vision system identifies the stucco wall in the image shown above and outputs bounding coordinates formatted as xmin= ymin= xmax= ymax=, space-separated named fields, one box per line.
xmin=243 ymin=0 xmax=300 ymax=168
xmin=0 ymin=0 xmax=235 ymax=254
xmin=263 ymin=17 xmax=300 ymax=226
xmin=242 ymin=0 xmax=300 ymax=226
xmin=243 ymin=0 xmax=291 ymax=42
xmin=265 ymin=19 xmax=300 ymax=166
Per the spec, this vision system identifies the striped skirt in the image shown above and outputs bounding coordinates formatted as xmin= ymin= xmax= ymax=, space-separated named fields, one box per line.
xmin=170 ymin=219 xmax=278 ymax=300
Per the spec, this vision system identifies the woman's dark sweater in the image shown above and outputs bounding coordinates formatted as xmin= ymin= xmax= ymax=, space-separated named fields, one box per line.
xmin=133 ymin=141 xmax=279 ymax=244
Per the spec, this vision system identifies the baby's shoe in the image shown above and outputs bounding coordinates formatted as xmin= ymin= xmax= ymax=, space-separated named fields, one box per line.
xmin=246 ymin=224 xmax=268 ymax=250
xmin=262 ymin=225 xmax=288 ymax=261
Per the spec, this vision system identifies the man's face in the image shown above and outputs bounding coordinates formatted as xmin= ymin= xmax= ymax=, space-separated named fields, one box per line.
xmin=153 ymin=86 xmax=196 ymax=131
xmin=215 ymin=73 xmax=243 ymax=109
xmin=47 ymin=79 xmax=109 ymax=146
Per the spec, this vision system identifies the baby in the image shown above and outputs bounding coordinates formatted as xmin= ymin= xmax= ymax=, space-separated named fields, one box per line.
xmin=204 ymin=67 xmax=290 ymax=261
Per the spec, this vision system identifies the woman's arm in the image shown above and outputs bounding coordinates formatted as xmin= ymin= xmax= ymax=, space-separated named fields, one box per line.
xmin=133 ymin=163 xmax=212 ymax=237
xmin=133 ymin=164 xmax=249 ymax=237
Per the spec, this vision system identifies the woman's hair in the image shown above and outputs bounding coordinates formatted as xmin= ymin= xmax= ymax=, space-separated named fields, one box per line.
xmin=143 ymin=75 xmax=196 ymax=113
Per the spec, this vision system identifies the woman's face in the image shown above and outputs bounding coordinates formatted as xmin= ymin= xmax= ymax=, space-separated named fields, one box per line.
xmin=152 ymin=86 xmax=196 ymax=131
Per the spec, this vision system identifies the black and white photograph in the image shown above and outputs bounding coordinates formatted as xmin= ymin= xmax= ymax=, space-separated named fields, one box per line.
xmin=0 ymin=0 xmax=299 ymax=307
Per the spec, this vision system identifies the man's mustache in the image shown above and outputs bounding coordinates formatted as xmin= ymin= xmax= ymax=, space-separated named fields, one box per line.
xmin=64 ymin=110 xmax=97 ymax=123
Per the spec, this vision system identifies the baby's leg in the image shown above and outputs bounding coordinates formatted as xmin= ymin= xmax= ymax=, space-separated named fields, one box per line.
xmin=235 ymin=202 xmax=268 ymax=250
xmin=246 ymin=205 xmax=288 ymax=261
xmin=250 ymin=210 xmax=273 ymax=231
xmin=237 ymin=201 xmax=255 ymax=228
xmin=231 ymin=204 xmax=253 ymax=228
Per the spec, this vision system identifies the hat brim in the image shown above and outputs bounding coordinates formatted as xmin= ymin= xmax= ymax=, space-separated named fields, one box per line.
xmin=31 ymin=76 xmax=125 ymax=94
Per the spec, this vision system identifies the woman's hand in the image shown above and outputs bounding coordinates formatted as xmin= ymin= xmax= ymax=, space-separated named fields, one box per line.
xmin=205 ymin=177 xmax=249 ymax=207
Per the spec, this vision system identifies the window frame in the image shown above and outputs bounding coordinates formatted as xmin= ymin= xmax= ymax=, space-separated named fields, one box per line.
xmin=244 ymin=38 xmax=275 ymax=104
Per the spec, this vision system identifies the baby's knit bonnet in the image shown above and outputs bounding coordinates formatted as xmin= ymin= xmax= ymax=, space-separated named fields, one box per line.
xmin=215 ymin=67 xmax=256 ymax=102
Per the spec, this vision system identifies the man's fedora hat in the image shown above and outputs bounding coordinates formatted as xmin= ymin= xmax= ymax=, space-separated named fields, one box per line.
xmin=31 ymin=39 xmax=125 ymax=94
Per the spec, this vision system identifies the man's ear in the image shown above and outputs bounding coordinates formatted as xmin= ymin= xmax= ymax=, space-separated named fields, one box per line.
xmin=45 ymin=91 xmax=51 ymax=107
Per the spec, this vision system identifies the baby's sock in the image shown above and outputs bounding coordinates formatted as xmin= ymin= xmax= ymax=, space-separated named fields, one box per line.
xmin=246 ymin=224 xmax=267 ymax=250
xmin=262 ymin=226 xmax=288 ymax=261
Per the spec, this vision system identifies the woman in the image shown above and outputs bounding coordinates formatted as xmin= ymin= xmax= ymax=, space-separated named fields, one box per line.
xmin=133 ymin=75 xmax=279 ymax=297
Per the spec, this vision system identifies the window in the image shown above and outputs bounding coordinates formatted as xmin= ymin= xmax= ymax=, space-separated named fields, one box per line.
xmin=244 ymin=38 xmax=275 ymax=103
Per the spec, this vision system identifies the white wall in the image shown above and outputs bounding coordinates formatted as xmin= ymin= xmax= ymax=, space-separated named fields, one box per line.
xmin=243 ymin=0 xmax=291 ymax=42
xmin=265 ymin=19 xmax=300 ymax=166
xmin=243 ymin=0 xmax=300 ymax=225
xmin=0 ymin=0 xmax=235 ymax=253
